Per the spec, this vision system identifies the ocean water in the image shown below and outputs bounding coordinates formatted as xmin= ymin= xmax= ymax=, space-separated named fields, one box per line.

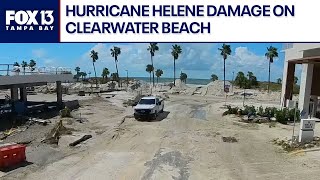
xmin=133 ymin=77 xmax=211 ymax=85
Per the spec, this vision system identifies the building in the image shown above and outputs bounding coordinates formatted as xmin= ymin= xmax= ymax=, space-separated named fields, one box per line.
xmin=281 ymin=43 xmax=320 ymax=118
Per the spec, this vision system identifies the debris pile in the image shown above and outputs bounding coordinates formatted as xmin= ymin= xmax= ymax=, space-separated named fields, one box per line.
xmin=42 ymin=120 xmax=72 ymax=144
xmin=272 ymin=137 xmax=320 ymax=152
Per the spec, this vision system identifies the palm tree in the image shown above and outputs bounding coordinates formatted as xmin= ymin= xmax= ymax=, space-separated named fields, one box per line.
xmin=75 ymin=66 xmax=80 ymax=74
xmin=74 ymin=67 xmax=81 ymax=81
xmin=180 ymin=72 xmax=188 ymax=83
xmin=146 ymin=64 xmax=154 ymax=84
xmin=277 ymin=78 xmax=282 ymax=84
xmin=21 ymin=61 xmax=28 ymax=75
xmin=111 ymin=73 xmax=118 ymax=82
xmin=90 ymin=50 xmax=99 ymax=87
xmin=265 ymin=46 xmax=278 ymax=93
xmin=155 ymin=69 xmax=163 ymax=84
xmin=81 ymin=72 xmax=87 ymax=81
xmin=110 ymin=46 xmax=121 ymax=86
xmin=147 ymin=43 xmax=159 ymax=87
xmin=29 ymin=59 xmax=36 ymax=72
xmin=218 ymin=44 xmax=231 ymax=92
xmin=211 ymin=74 xmax=218 ymax=81
xmin=171 ymin=44 xmax=182 ymax=86
xmin=101 ymin=68 xmax=110 ymax=82
xmin=13 ymin=62 xmax=20 ymax=75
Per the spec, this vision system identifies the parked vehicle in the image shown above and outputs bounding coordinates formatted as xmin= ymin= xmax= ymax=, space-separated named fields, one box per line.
xmin=134 ymin=96 xmax=164 ymax=120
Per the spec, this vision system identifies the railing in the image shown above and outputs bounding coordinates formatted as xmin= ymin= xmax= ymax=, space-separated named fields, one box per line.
xmin=283 ymin=43 xmax=294 ymax=50
xmin=0 ymin=64 xmax=72 ymax=76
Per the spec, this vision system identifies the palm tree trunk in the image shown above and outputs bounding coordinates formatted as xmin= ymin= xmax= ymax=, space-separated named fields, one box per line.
xmin=151 ymin=55 xmax=155 ymax=87
xmin=93 ymin=62 xmax=97 ymax=87
xmin=115 ymin=59 xmax=120 ymax=87
xmin=268 ymin=60 xmax=271 ymax=93
xmin=223 ymin=58 xmax=226 ymax=91
xmin=157 ymin=77 xmax=159 ymax=84
xmin=173 ymin=59 xmax=176 ymax=86
xmin=149 ymin=73 xmax=151 ymax=84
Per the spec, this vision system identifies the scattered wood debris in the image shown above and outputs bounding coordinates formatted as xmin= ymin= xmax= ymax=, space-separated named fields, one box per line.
xmin=42 ymin=120 xmax=72 ymax=144
xmin=222 ymin=136 xmax=238 ymax=143
xmin=69 ymin=135 xmax=92 ymax=147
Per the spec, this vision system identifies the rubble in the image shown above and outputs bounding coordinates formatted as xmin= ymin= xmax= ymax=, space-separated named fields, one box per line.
xmin=222 ymin=136 xmax=238 ymax=143
xmin=272 ymin=136 xmax=320 ymax=152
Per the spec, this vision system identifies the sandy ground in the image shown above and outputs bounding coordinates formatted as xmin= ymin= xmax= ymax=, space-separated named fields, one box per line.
xmin=2 ymin=90 xmax=320 ymax=180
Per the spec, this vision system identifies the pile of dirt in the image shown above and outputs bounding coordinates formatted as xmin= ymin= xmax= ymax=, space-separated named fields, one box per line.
xmin=201 ymin=80 xmax=232 ymax=96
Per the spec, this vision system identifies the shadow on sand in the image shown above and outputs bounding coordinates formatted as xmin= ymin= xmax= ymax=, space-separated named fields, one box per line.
xmin=137 ymin=111 xmax=170 ymax=122
xmin=0 ymin=161 xmax=33 ymax=173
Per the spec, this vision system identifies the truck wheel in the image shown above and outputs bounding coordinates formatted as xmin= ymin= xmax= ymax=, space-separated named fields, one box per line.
xmin=153 ymin=112 xmax=158 ymax=120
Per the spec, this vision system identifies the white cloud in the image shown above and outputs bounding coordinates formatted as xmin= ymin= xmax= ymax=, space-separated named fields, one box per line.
xmin=32 ymin=48 xmax=46 ymax=58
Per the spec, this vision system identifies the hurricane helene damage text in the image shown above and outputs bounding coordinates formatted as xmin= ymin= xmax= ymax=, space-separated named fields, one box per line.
xmin=65 ymin=4 xmax=295 ymax=35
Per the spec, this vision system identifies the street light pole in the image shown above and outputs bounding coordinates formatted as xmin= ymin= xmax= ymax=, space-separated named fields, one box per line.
xmin=125 ymin=70 xmax=128 ymax=89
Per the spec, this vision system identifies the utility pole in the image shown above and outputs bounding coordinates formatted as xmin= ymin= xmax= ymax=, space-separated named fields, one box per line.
xmin=232 ymin=71 xmax=234 ymax=92
xmin=125 ymin=70 xmax=128 ymax=89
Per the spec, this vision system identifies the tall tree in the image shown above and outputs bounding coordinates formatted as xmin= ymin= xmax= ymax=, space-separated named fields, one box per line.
xmin=234 ymin=71 xmax=247 ymax=88
xmin=110 ymin=46 xmax=121 ymax=87
xmin=111 ymin=73 xmax=118 ymax=82
xmin=81 ymin=72 xmax=87 ymax=80
xmin=265 ymin=46 xmax=278 ymax=93
xmin=180 ymin=72 xmax=188 ymax=83
xmin=90 ymin=50 xmax=99 ymax=87
xmin=147 ymin=43 xmax=159 ymax=87
xmin=277 ymin=78 xmax=282 ymax=84
xmin=146 ymin=64 xmax=154 ymax=84
xmin=155 ymin=69 xmax=163 ymax=84
xmin=171 ymin=44 xmax=182 ymax=86
xmin=21 ymin=61 xmax=28 ymax=75
xmin=13 ymin=62 xmax=20 ymax=74
xmin=211 ymin=74 xmax=218 ymax=81
xmin=75 ymin=66 xmax=80 ymax=74
xmin=74 ymin=66 xmax=81 ymax=81
xmin=29 ymin=59 xmax=36 ymax=72
xmin=101 ymin=68 xmax=110 ymax=82
xmin=218 ymin=44 xmax=232 ymax=92
xmin=247 ymin=71 xmax=258 ymax=87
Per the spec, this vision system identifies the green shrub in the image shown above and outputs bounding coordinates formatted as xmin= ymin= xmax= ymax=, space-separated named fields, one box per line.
xmin=242 ymin=105 xmax=256 ymax=115
xmin=223 ymin=105 xmax=239 ymax=116
xmin=60 ymin=107 xmax=72 ymax=118
xmin=257 ymin=106 xmax=264 ymax=116
xmin=275 ymin=109 xmax=287 ymax=124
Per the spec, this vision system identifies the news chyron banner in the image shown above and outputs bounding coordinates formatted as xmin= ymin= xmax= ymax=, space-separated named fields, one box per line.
xmin=0 ymin=0 xmax=315 ymax=42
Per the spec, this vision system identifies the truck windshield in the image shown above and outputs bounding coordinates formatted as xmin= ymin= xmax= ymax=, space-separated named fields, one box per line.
xmin=139 ymin=99 xmax=155 ymax=105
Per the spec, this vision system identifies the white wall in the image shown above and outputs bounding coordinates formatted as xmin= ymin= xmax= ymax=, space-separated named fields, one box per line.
xmin=0 ymin=74 xmax=74 ymax=86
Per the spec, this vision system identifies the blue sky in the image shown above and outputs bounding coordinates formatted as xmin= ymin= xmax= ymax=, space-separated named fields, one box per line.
xmin=0 ymin=43 xmax=300 ymax=82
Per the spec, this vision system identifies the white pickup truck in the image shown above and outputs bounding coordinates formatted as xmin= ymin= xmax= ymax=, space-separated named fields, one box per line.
xmin=134 ymin=96 xmax=164 ymax=120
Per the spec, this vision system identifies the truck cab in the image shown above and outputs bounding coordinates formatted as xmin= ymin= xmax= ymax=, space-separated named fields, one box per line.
xmin=134 ymin=96 xmax=164 ymax=120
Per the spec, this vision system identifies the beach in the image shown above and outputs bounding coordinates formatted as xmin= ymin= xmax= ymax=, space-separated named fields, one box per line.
xmin=1 ymin=79 xmax=318 ymax=180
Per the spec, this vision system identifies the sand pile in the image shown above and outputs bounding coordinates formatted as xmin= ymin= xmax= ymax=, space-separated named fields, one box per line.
xmin=168 ymin=79 xmax=189 ymax=94
xmin=201 ymin=80 xmax=232 ymax=96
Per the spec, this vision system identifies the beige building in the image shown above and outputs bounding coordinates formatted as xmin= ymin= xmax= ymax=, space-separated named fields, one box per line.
xmin=281 ymin=43 xmax=320 ymax=118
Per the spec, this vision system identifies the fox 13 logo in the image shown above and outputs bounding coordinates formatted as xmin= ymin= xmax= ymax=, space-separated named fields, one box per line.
xmin=6 ymin=10 xmax=54 ymax=31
